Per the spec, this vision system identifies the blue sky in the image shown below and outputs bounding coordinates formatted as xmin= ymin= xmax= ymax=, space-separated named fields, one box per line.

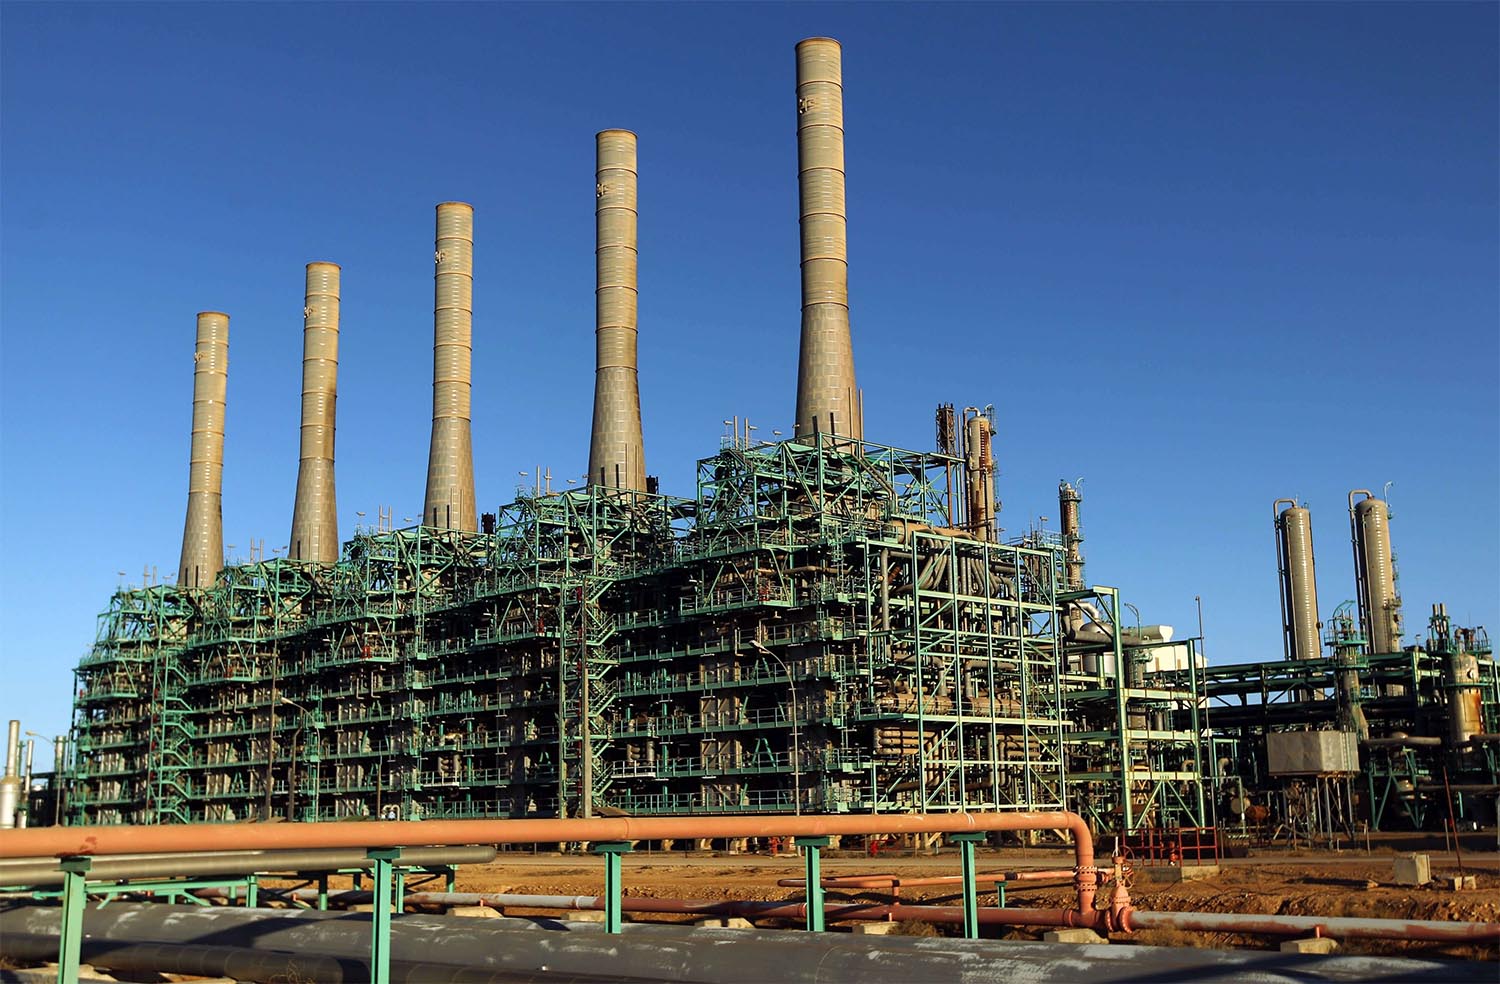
xmin=2 ymin=2 xmax=1496 ymax=744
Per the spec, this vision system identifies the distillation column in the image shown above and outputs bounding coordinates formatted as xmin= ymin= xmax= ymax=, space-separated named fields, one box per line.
xmin=588 ymin=129 xmax=647 ymax=490
xmin=1349 ymin=491 xmax=1403 ymax=655
xmin=423 ymin=202 xmax=478 ymax=531
xmin=1274 ymin=499 xmax=1322 ymax=662
xmin=177 ymin=312 xmax=229 ymax=588
xmin=793 ymin=37 xmax=861 ymax=441
xmin=288 ymin=262 xmax=340 ymax=561
xmin=1059 ymin=481 xmax=1085 ymax=640
xmin=963 ymin=409 xmax=996 ymax=540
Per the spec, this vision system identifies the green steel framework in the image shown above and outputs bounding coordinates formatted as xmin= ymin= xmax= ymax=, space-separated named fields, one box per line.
xmin=68 ymin=434 xmax=1207 ymax=833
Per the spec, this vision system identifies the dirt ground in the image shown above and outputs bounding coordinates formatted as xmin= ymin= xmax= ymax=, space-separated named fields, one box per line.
xmin=403 ymin=843 xmax=1500 ymax=961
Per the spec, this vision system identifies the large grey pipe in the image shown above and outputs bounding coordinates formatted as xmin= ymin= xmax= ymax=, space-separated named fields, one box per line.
xmin=4 ymin=903 xmax=1489 ymax=984
xmin=589 ymin=129 xmax=646 ymax=491
xmin=793 ymin=37 xmax=860 ymax=442
xmin=288 ymin=262 xmax=340 ymax=562
xmin=177 ymin=311 xmax=229 ymax=588
xmin=424 ymin=202 xmax=478 ymax=531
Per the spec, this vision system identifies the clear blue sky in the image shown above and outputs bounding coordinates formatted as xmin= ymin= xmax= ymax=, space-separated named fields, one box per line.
xmin=2 ymin=2 xmax=1496 ymax=745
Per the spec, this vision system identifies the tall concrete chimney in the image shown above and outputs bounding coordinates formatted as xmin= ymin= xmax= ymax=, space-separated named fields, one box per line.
xmin=288 ymin=262 xmax=340 ymax=562
xmin=793 ymin=37 xmax=861 ymax=442
xmin=178 ymin=311 xmax=228 ymax=588
xmin=423 ymin=202 xmax=477 ymax=531
xmin=589 ymin=129 xmax=647 ymax=491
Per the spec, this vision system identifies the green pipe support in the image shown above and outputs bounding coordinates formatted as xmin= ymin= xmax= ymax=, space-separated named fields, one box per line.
xmin=367 ymin=847 xmax=402 ymax=984
xmin=592 ymin=841 xmax=633 ymax=934
xmin=57 ymin=856 xmax=91 ymax=984
xmin=795 ymin=836 xmax=831 ymax=931
xmin=949 ymin=832 xmax=984 ymax=939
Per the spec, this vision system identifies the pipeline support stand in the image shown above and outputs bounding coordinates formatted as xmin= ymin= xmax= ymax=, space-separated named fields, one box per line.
xmin=367 ymin=847 xmax=402 ymax=984
xmin=796 ymin=836 xmax=831 ymax=931
xmin=56 ymin=856 xmax=91 ymax=984
xmin=950 ymin=833 xmax=984 ymax=939
xmin=592 ymin=841 xmax=633 ymax=934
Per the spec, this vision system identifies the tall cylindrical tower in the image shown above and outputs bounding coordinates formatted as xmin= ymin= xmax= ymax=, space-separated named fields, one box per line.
xmin=0 ymin=720 xmax=19 ymax=830
xmin=178 ymin=311 xmax=229 ymax=588
xmin=423 ymin=202 xmax=478 ymax=531
xmin=1274 ymin=499 xmax=1322 ymax=662
xmin=289 ymin=262 xmax=340 ymax=562
xmin=793 ymin=37 xmax=861 ymax=441
xmin=1350 ymin=491 xmax=1402 ymax=655
xmin=964 ymin=411 xmax=995 ymax=540
xmin=1059 ymin=481 xmax=1085 ymax=640
xmin=589 ymin=129 xmax=647 ymax=491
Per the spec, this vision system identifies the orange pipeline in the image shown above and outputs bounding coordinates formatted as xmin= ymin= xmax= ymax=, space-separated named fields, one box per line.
xmin=0 ymin=811 xmax=1099 ymax=915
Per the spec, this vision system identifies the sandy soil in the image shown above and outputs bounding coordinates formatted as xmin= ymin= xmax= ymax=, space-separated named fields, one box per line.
xmin=412 ymin=846 xmax=1500 ymax=960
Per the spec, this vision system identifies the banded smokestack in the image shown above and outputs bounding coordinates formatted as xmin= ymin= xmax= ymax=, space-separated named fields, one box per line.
xmin=177 ymin=312 xmax=228 ymax=588
xmin=794 ymin=37 xmax=861 ymax=442
xmin=288 ymin=262 xmax=340 ymax=562
xmin=423 ymin=202 xmax=477 ymax=531
xmin=589 ymin=129 xmax=646 ymax=491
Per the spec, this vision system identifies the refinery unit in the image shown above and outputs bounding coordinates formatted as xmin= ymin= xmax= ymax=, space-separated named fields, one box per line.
xmin=32 ymin=37 xmax=1496 ymax=843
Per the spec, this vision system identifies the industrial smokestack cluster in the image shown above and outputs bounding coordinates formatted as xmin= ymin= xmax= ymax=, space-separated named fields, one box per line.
xmin=424 ymin=202 xmax=479 ymax=531
xmin=163 ymin=37 xmax=874 ymax=582
xmin=589 ymin=130 xmax=647 ymax=491
xmin=177 ymin=312 xmax=229 ymax=588
xmin=288 ymin=263 xmax=341 ymax=562
xmin=794 ymin=38 xmax=861 ymax=442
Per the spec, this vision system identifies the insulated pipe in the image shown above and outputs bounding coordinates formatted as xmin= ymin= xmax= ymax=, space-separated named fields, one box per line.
xmin=423 ymin=202 xmax=477 ymax=532
xmin=23 ymin=903 xmax=1478 ymax=984
xmin=589 ymin=129 xmax=646 ymax=492
xmin=177 ymin=312 xmax=229 ymax=587
xmin=1125 ymin=909 xmax=1500 ymax=944
xmin=288 ymin=262 xmax=341 ymax=562
xmin=793 ymin=37 xmax=860 ymax=442
xmin=0 ymin=812 xmax=1098 ymax=912
xmin=0 ymin=933 xmax=585 ymax=984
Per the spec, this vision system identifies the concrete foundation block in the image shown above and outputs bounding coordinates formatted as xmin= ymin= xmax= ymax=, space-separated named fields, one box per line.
xmin=1280 ymin=937 xmax=1338 ymax=954
xmin=348 ymin=903 xmax=396 ymax=913
xmin=568 ymin=909 xmax=607 ymax=922
xmin=1394 ymin=853 xmax=1430 ymax=887
xmin=1042 ymin=928 xmax=1108 ymax=944
xmin=696 ymin=917 xmax=754 ymax=929
xmin=850 ymin=921 xmax=896 ymax=935
xmin=1448 ymin=875 xmax=1477 ymax=891
xmin=450 ymin=905 xmax=502 ymax=918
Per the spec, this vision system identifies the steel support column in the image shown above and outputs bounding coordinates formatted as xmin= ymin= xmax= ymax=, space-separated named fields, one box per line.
xmin=950 ymin=832 xmax=984 ymax=938
xmin=56 ymin=856 xmax=91 ymax=984
xmin=796 ymin=836 xmax=830 ymax=931
xmin=367 ymin=847 xmax=402 ymax=984
xmin=593 ymin=841 xmax=633 ymax=934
